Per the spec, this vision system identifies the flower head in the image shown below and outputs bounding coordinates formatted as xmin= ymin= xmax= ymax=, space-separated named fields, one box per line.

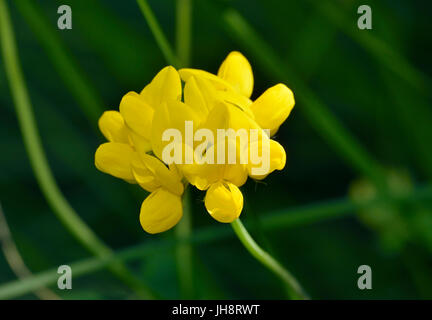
xmin=95 ymin=51 xmax=295 ymax=233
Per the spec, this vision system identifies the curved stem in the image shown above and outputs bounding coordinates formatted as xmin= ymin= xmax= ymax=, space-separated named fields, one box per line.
xmin=2 ymin=183 xmax=432 ymax=299
xmin=231 ymin=219 xmax=309 ymax=300
xmin=0 ymin=0 xmax=154 ymax=299
xmin=0 ymin=202 xmax=60 ymax=300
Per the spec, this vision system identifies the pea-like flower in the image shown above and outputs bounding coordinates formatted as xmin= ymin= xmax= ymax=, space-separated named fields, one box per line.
xmin=95 ymin=52 xmax=295 ymax=233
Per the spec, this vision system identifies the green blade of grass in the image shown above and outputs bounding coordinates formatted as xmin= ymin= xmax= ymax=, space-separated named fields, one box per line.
xmin=53 ymin=0 xmax=160 ymax=88
xmin=308 ymin=0 xmax=432 ymax=180
xmin=310 ymin=0 xmax=431 ymax=96
xmin=1 ymin=183 xmax=431 ymax=299
xmin=0 ymin=0 xmax=154 ymax=299
xmin=380 ymin=68 xmax=432 ymax=179
xmin=136 ymin=0 xmax=180 ymax=67
xmin=223 ymin=9 xmax=387 ymax=189
xmin=14 ymin=0 xmax=103 ymax=125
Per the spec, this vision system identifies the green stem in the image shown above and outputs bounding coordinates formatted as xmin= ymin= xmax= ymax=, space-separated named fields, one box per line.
xmin=176 ymin=0 xmax=192 ymax=67
xmin=2 ymin=184 xmax=432 ymax=300
xmin=231 ymin=219 xmax=308 ymax=300
xmin=0 ymin=0 xmax=154 ymax=299
xmin=175 ymin=189 xmax=194 ymax=298
xmin=174 ymin=0 xmax=194 ymax=299
xmin=137 ymin=0 xmax=180 ymax=67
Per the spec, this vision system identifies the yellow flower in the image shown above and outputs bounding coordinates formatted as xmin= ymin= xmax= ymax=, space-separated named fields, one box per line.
xmin=95 ymin=51 xmax=294 ymax=233
xmin=95 ymin=142 xmax=136 ymax=183
xmin=205 ymin=181 xmax=243 ymax=223
xmin=139 ymin=188 xmax=183 ymax=234
xmin=249 ymin=83 xmax=295 ymax=136
xmin=95 ymin=66 xmax=185 ymax=233
xmin=217 ymin=51 xmax=254 ymax=98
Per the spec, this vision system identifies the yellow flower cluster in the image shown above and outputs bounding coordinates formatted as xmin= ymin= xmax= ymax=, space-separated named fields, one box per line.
xmin=95 ymin=52 xmax=295 ymax=233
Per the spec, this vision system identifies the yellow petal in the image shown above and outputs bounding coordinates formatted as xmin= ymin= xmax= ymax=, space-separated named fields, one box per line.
xmin=249 ymin=84 xmax=295 ymax=135
xmin=205 ymin=181 xmax=243 ymax=223
xmin=247 ymin=139 xmax=286 ymax=180
xmin=199 ymin=101 xmax=229 ymax=135
xmin=199 ymin=102 xmax=261 ymax=167
xmin=217 ymin=51 xmax=254 ymax=98
xmin=218 ymin=90 xmax=254 ymax=119
xmin=95 ymin=142 xmax=135 ymax=181
xmin=181 ymin=164 xmax=224 ymax=190
xmin=140 ymin=66 xmax=181 ymax=108
xmin=180 ymin=67 xmax=254 ymax=118
xmin=176 ymin=143 xmax=223 ymax=190
xmin=183 ymin=76 xmax=216 ymax=121
xmin=133 ymin=153 xmax=184 ymax=195
xmin=119 ymin=91 xmax=154 ymax=139
xmin=225 ymin=102 xmax=261 ymax=132
xmin=179 ymin=68 xmax=227 ymax=88
xmin=128 ymin=131 xmax=152 ymax=155
xmin=151 ymin=100 xmax=200 ymax=161
xmin=98 ymin=111 xmax=129 ymax=143
xmin=223 ymin=163 xmax=248 ymax=187
xmin=140 ymin=188 xmax=183 ymax=234
xmin=131 ymin=156 xmax=160 ymax=192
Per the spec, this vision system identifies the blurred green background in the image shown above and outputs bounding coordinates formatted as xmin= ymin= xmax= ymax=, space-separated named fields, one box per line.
xmin=1 ymin=0 xmax=432 ymax=299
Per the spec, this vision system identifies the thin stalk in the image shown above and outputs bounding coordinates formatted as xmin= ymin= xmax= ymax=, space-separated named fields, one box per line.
xmin=1 ymin=184 xmax=432 ymax=299
xmin=174 ymin=0 xmax=194 ymax=299
xmin=137 ymin=0 xmax=180 ymax=67
xmin=0 ymin=0 xmax=154 ymax=299
xmin=175 ymin=189 xmax=194 ymax=298
xmin=175 ymin=0 xmax=192 ymax=67
xmin=231 ymin=219 xmax=308 ymax=300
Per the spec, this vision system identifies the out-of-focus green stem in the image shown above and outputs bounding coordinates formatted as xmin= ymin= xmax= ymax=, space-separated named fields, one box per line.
xmin=0 ymin=202 xmax=60 ymax=300
xmin=176 ymin=189 xmax=194 ymax=298
xmin=137 ymin=0 xmax=180 ymax=67
xmin=223 ymin=10 xmax=387 ymax=190
xmin=176 ymin=0 xmax=192 ymax=67
xmin=0 ymin=0 xmax=154 ymax=299
xmin=310 ymin=0 xmax=430 ymax=95
xmin=231 ymin=219 xmax=308 ymax=300
xmin=380 ymin=69 xmax=432 ymax=180
xmin=13 ymin=0 xmax=103 ymax=125
xmin=174 ymin=0 xmax=194 ymax=298
xmin=310 ymin=1 xmax=432 ymax=180
xmin=1 ymin=184 xmax=432 ymax=300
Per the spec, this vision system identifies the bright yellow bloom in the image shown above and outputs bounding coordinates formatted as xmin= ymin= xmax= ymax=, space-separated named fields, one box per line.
xmin=249 ymin=83 xmax=295 ymax=136
xmin=95 ymin=142 xmax=136 ymax=182
xmin=217 ymin=51 xmax=254 ymax=98
xmin=95 ymin=51 xmax=294 ymax=233
xmin=139 ymin=188 xmax=183 ymax=234
xmin=95 ymin=66 xmax=185 ymax=233
xmin=205 ymin=181 xmax=243 ymax=223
